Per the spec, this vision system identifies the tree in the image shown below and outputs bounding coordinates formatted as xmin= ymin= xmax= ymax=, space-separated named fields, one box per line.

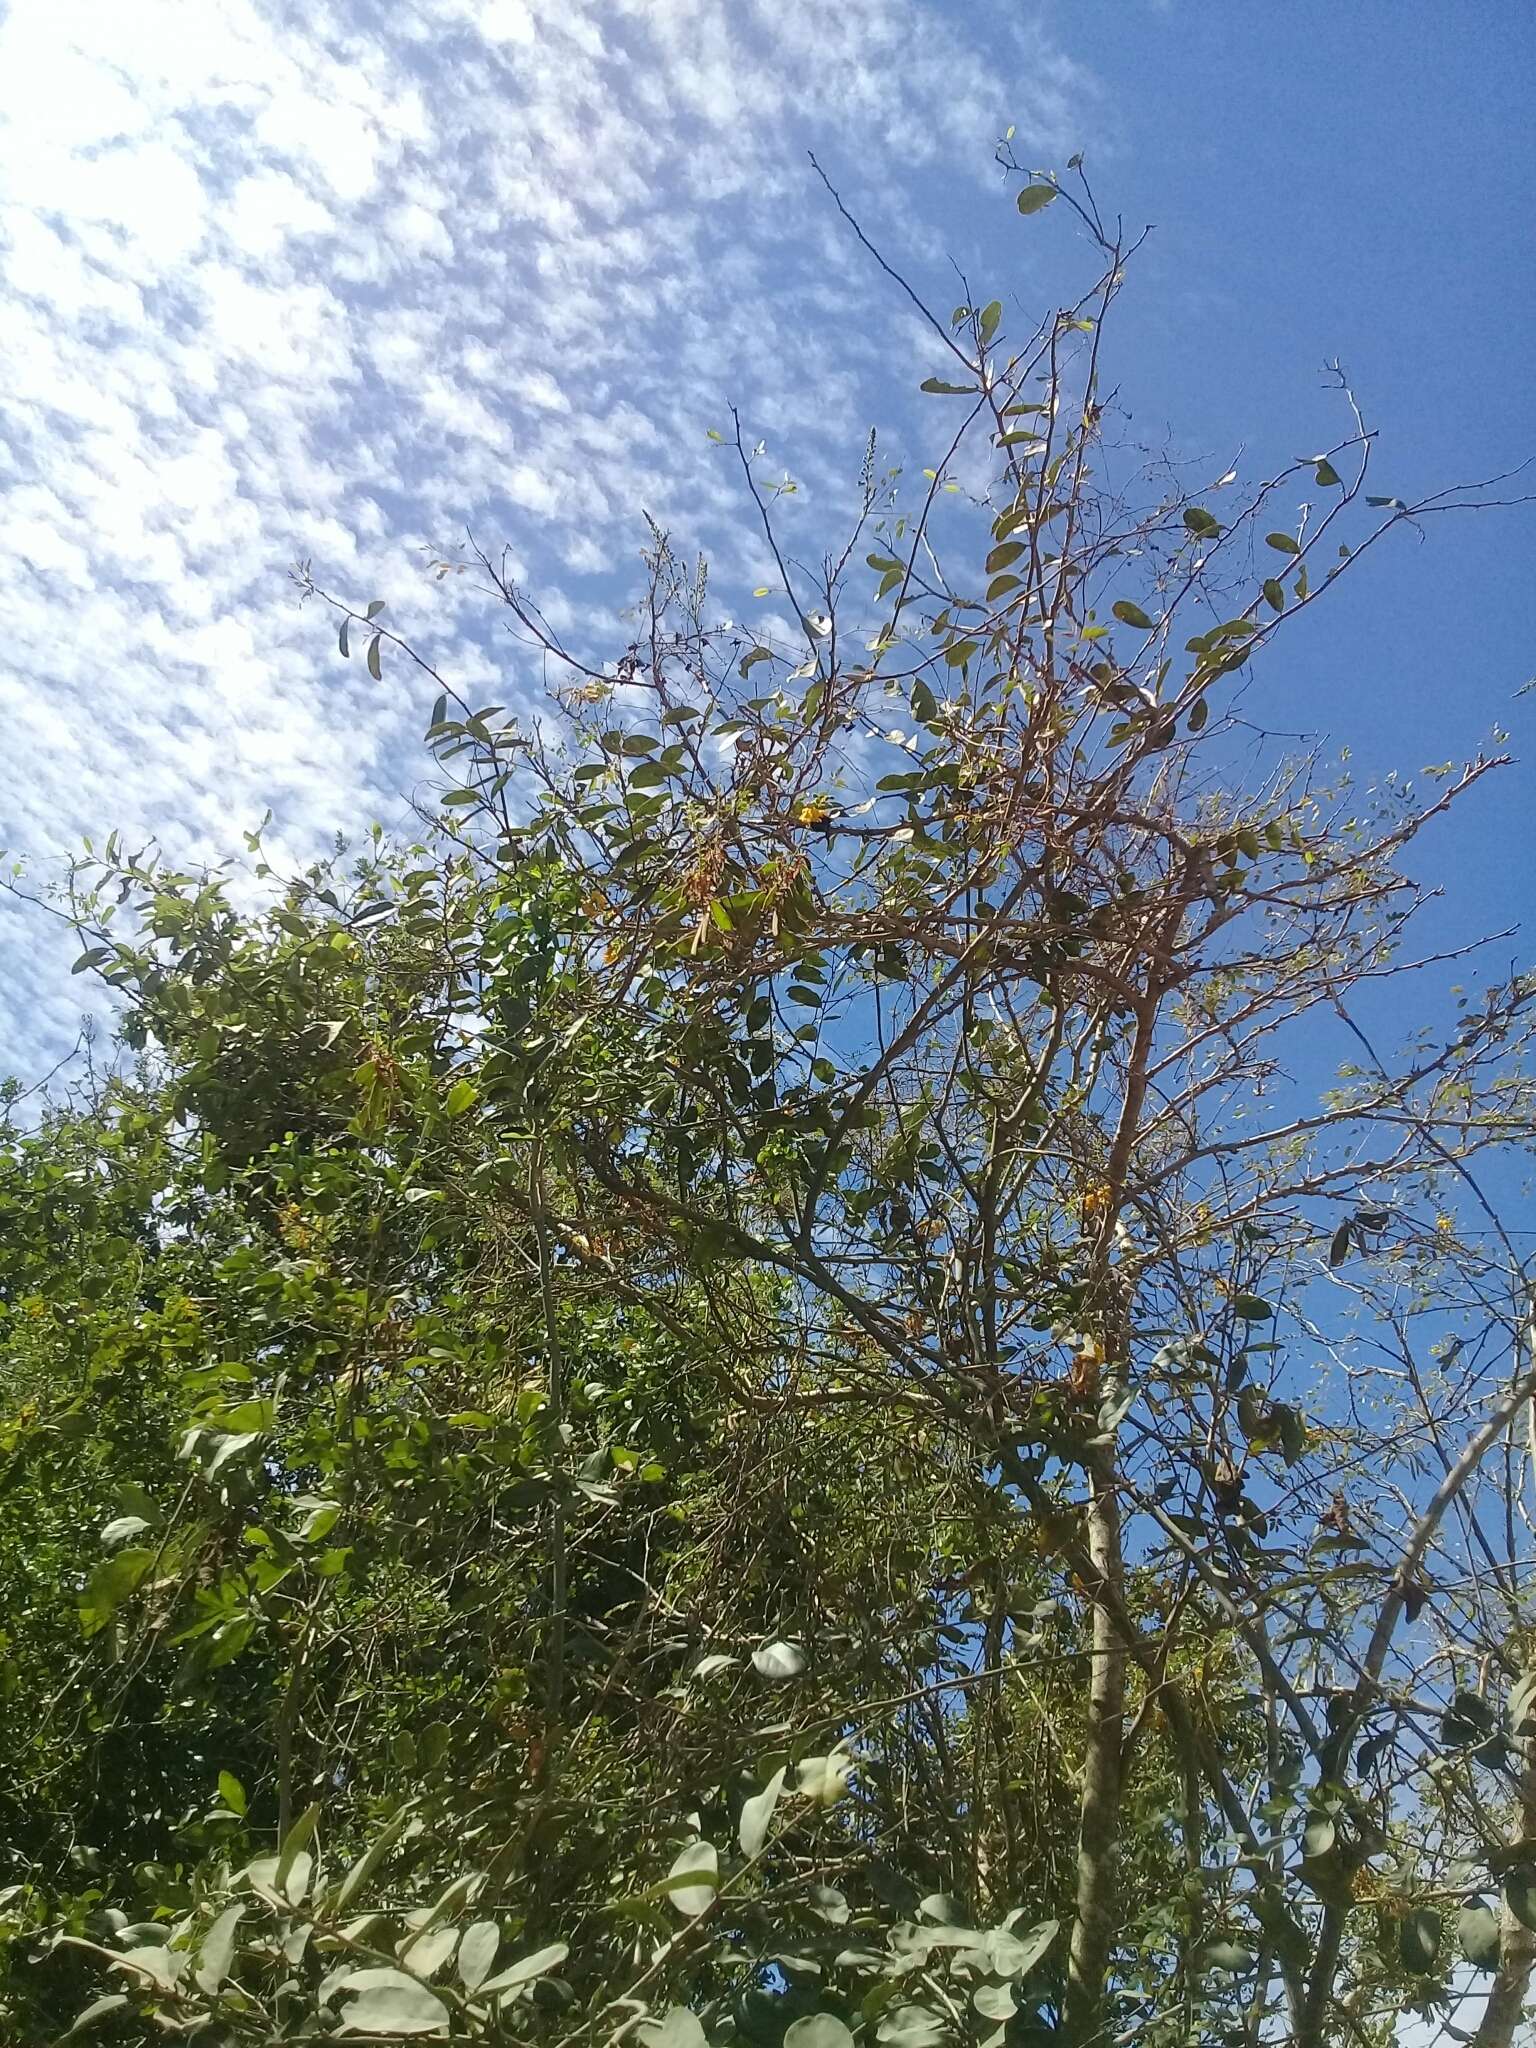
xmin=4 ymin=158 xmax=1535 ymax=2047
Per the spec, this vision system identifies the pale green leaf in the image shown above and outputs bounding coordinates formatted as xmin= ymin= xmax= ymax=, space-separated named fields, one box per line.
xmin=739 ymin=1767 xmax=787 ymax=1856
xmin=664 ymin=1842 xmax=718 ymax=1919
xmin=475 ymin=1940 xmax=571 ymax=1996
xmin=194 ymin=1901 xmax=246 ymax=1994
xmin=335 ymin=1968 xmax=449 ymax=2035
xmin=458 ymin=1920 xmax=500 ymax=1993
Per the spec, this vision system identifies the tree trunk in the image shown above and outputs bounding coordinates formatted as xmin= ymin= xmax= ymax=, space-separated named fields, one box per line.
xmin=1469 ymin=1669 xmax=1536 ymax=2048
xmin=1468 ymin=1913 xmax=1536 ymax=2048
xmin=1062 ymin=1447 xmax=1127 ymax=2047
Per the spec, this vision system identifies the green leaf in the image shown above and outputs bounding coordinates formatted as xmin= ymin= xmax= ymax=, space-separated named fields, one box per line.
xmin=784 ymin=2019 xmax=855 ymax=2048
xmin=972 ymin=1986 xmax=1017 ymax=2021
xmin=1328 ymin=1220 xmax=1353 ymax=1268
xmin=334 ymin=1805 xmax=415 ymax=1913
xmin=664 ymin=1841 xmax=718 ymax=1918
xmin=1442 ymin=1688 xmax=1497 ymax=1748
xmin=79 ymin=1547 xmax=154 ymax=1637
xmin=1314 ymin=459 xmax=1343 ymax=488
xmin=62 ymin=1996 xmax=132 ymax=2040
xmin=877 ymin=2005 xmax=945 ymax=2046
xmin=1112 ymin=600 xmax=1154 ymax=631
xmin=739 ymin=1767 xmax=787 ymax=1856
xmin=1187 ymin=698 xmax=1210 ymax=735
xmin=988 ymin=1918 xmax=1058 ymax=1978
xmin=1233 ymin=1294 xmax=1274 ymax=1322
xmin=1458 ymin=1898 xmax=1502 ymax=1970
xmin=920 ymin=378 xmax=976 ymax=396
xmin=1016 ymin=184 xmax=1058 ymax=215
xmin=979 ymin=300 xmax=1002 ymax=343
xmin=752 ymin=1639 xmax=806 ymax=1679
xmin=335 ymin=1967 xmax=450 ymax=2035
xmin=339 ymin=618 xmax=350 ymax=658
xmin=691 ymin=1653 xmax=739 ymax=1681
xmin=795 ymin=1748 xmax=853 ymax=1806
xmin=1182 ymin=507 xmax=1221 ymax=537
xmin=365 ymin=599 xmax=387 ymax=619
xmin=475 ymin=1941 xmax=570 ymax=1997
xmin=1398 ymin=1905 xmax=1442 ymax=1975
xmin=1505 ymin=1867 xmax=1536 ymax=1933
xmin=641 ymin=2013 xmax=710 ymax=2048
xmin=217 ymin=1770 xmax=247 ymax=1816
xmin=1262 ymin=578 xmax=1285 ymax=612
xmin=444 ymin=1079 xmax=478 ymax=1117
xmin=275 ymin=1801 xmax=321 ymax=1896
xmin=458 ymin=1921 xmax=501 ymax=1993
xmin=194 ymin=1901 xmax=246 ymax=1994
xmin=403 ymin=1925 xmax=458 ymax=1979
xmin=1276 ymin=1403 xmax=1307 ymax=1466
xmin=1302 ymin=1813 xmax=1336 ymax=1859
xmin=1265 ymin=531 xmax=1301 ymax=555
xmin=985 ymin=542 xmax=1026 ymax=575
xmin=1202 ymin=1940 xmax=1255 ymax=1974
xmin=367 ymin=634 xmax=383 ymax=681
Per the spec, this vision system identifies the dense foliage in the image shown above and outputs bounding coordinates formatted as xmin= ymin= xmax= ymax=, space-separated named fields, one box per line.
xmin=3 ymin=162 xmax=1535 ymax=2046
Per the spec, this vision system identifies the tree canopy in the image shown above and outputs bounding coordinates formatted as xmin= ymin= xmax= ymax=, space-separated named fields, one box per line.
xmin=3 ymin=161 xmax=1535 ymax=2048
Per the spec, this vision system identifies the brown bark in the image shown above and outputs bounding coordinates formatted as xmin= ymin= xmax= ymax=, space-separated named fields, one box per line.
xmin=1469 ymin=1667 xmax=1536 ymax=2048
xmin=1061 ymin=1446 xmax=1127 ymax=2048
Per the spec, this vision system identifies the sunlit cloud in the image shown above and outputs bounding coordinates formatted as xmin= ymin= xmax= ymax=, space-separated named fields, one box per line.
xmin=0 ymin=0 xmax=1096 ymax=1068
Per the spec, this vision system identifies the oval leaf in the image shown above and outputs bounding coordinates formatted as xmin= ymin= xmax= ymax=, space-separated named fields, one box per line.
xmin=1458 ymin=1898 xmax=1502 ymax=1970
xmin=739 ymin=1767 xmax=787 ymax=1856
xmin=335 ymin=1968 xmax=450 ymax=2035
xmin=1505 ymin=1867 xmax=1536 ymax=1934
xmin=691 ymin=1653 xmax=739 ymax=1681
xmin=475 ymin=1940 xmax=570 ymax=1997
xmin=642 ymin=2012 xmax=710 ymax=2048
xmin=193 ymin=1901 xmax=246 ymax=1994
xmin=665 ymin=1841 xmax=718 ymax=1919
xmin=1398 ymin=1905 xmax=1442 ymax=1975
xmin=458 ymin=1920 xmax=500 ymax=1993
xmin=988 ymin=1917 xmax=1058 ymax=1979
xmin=751 ymin=1640 xmax=806 ymax=1680
xmin=795 ymin=1750 xmax=853 ymax=1807
xmin=784 ymin=2019 xmax=855 ymax=2048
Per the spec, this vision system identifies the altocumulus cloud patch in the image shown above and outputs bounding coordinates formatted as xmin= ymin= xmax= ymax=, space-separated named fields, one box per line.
xmin=0 ymin=0 xmax=1094 ymax=1070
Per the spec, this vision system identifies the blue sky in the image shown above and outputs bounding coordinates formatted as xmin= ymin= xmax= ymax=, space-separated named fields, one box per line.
xmin=1 ymin=0 xmax=1531 ymax=1072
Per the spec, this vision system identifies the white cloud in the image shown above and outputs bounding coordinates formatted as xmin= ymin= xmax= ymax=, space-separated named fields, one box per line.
xmin=0 ymin=0 xmax=1098 ymax=1074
